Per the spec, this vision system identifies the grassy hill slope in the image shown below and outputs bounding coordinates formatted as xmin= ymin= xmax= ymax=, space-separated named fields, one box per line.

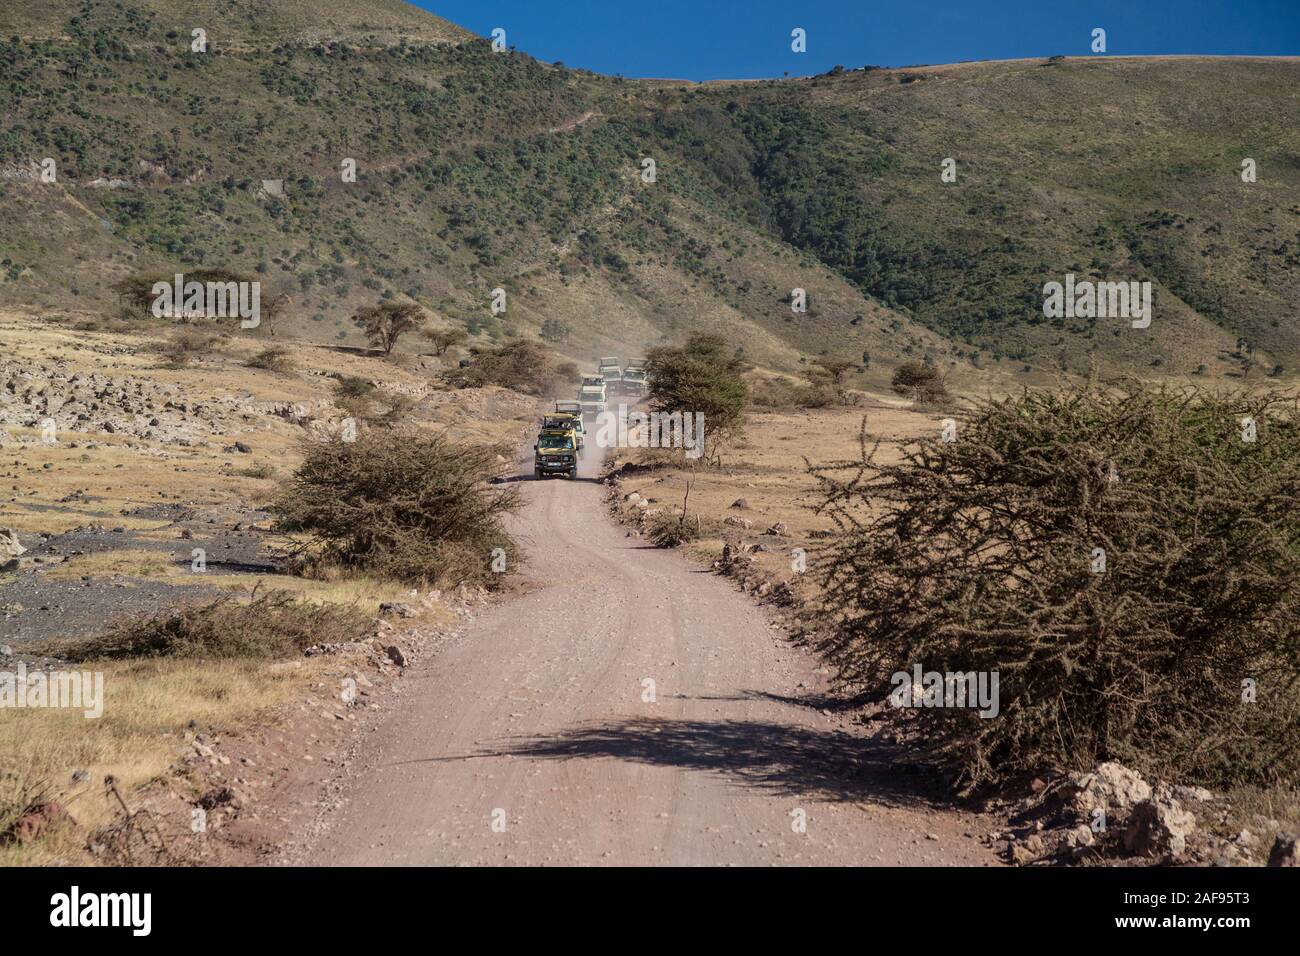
xmin=0 ymin=0 xmax=472 ymax=46
xmin=2 ymin=1 xmax=1298 ymax=384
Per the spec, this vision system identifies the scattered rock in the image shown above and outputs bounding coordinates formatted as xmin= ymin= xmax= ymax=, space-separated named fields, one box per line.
xmin=763 ymin=522 xmax=788 ymax=535
xmin=384 ymin=644 xmax=407 ymax=667
xmin=1267 ymin=833 xmax=1299 ymax=867
xmin=378 ymin=602 xmax=415 ymax=619
xmin=1008 ymin=841 xmax=1036 ymax=865
xmin=0 ymin=527 xmax=25 ymax=559
xmin=1062 ymin=761 xmax=1152 ymax=821
xmin=12 ymin=802 xmax=73 ymax=843
xmin=197 ymin=785 xmax=247 ymax=811
xmin=1064 ymin=824 xmax=1095 ymax=850
xmin=1123 ymin=798 xmax=1196 ymax=858
xmin=1 ymin=555 xmax=65 ymax=572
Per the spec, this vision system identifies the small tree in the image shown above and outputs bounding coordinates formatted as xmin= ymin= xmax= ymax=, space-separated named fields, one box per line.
xmin=890 ymin=360 xmax=952 ymax=408
xmin=645 ymin=333 xmax=748 ymax=466
xmin=813 ymin=357 xmax=855 ymax=402
xmin=352 ymin=301 xmax=426 ymax=355
xmin=424 ymin=326 xmax=468 ymax=356
xmin=444 ymin=340 xmax=569 ymax=395
xmin=890 ymin=360 xmax=939 ymax=393
xmin=540 ymin=318 xmax=571 ymax=344
xmin=270 ymin=430 xmax=519 ymax=587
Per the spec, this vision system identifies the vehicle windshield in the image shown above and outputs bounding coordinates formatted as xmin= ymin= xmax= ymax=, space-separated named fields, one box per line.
xmin=623 ymin=370 xmax=645 ymax=381
xmin=538 ymin=434 xmax=574 ymax=451
xmin=542 ymin=416 xmax=574 ymax=429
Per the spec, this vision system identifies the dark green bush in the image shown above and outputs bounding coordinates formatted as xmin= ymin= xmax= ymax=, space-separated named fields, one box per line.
xmin=270 ymin=430 xmax=519 ymax=587
xmin=444 ymin=339 xmax=569 ymax=395
xmin=646 ymin=333 xmax=748 ymax=465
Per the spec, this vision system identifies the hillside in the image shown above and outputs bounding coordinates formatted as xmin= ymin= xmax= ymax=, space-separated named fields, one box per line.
xmin=2 ymin=1 xmax=1299 ymax=383
xmin=0 ymin=0 xmax=472 ymax=47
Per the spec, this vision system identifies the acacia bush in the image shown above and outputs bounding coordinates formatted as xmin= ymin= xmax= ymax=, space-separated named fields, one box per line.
xmin=748 ymin=374 xmax=836 ymax=409
xmin=890 ymin=360 xmax=952 ymax=409
xmin=270 ymin=430 xmax=519 ymax=587
xmin=646 ymin=333 xmax=748 ymax=465
xmin=111 ymin=268 xmax=249 ymax=318
xmin=246 ymin=345 xmax=294 ymax=373
xmin=352 ymin=301 xmax=426 ymax=355
xmin=806 ymin=385 xmax=1300 ymax=791
xmin=153 ymin=327 xmax=225 ymax=367
xmin=444 ymin=340 xmax=570 ymax=395
xmin=330 ymin=375 xmax=414 ymax=427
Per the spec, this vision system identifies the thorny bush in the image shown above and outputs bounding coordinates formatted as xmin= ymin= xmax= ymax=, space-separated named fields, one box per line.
xmin=806 ymin=384 xmax=1300 ymax=791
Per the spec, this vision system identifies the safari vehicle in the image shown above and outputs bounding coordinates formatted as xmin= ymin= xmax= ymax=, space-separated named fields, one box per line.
xmin=579 ymin=376 xmax=607 ymax=415
xmin=534 ymin=426 xmax=578 ymax=479
xmin=621 ymin=359 xmax=647 ymax=398
xmin=598 ymin=356 xmax=621 ymax=392
xmin=543 ymin=405 xmax=585 ymax=453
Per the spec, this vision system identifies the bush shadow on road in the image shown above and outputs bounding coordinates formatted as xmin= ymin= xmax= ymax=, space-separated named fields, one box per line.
xmin=466 ymin=716 xmax=958 ymax=809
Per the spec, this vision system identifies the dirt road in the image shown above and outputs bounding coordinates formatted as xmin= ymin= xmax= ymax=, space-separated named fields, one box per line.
xmin=295 ymin=448 xmax=997 ymax=866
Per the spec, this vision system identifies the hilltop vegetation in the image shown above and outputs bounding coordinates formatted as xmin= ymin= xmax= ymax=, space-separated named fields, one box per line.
xmin=2 ymin=1 xmax=1299 ymax=385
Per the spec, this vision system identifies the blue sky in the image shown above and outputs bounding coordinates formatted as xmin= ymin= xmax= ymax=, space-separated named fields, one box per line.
xmin=414 ymin=0 xmax=1299 ymax=80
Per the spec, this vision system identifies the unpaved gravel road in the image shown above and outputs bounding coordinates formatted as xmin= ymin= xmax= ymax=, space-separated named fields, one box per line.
xmin=298 ymin=448 xmax=997 ymax=866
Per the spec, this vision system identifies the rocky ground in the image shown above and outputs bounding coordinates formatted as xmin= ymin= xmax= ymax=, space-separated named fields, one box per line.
xmin=990 ymin=761 xmax=1299 ymax=868
xmin=0 ymin=500 xmax=269 ymax=650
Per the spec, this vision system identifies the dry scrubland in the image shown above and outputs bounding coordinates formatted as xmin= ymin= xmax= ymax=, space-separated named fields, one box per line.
xmin=2 ymin=307 xmax=1297 ymax=867
xmin=2 ymin=0 xmax=1299 ymax=868
xmin=0 ymin=310 xmax=533 ymax=864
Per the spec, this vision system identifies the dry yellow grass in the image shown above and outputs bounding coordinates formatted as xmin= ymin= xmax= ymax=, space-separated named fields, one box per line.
xmin=0 ymin=655 xmax=332 ymax=865
xmin=0 ymin=507 xmax=171 ymax=535
xmin=614 ymin=393 xmax=941 ymax=581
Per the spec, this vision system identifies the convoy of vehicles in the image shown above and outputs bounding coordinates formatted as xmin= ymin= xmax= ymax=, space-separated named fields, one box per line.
xmin=532 ymin=355 xmax=650 ymax=478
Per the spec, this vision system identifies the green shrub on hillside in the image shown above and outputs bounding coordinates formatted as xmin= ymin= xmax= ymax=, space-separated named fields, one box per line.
xmin=444 ymin=339 xmax=572 ymax=395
